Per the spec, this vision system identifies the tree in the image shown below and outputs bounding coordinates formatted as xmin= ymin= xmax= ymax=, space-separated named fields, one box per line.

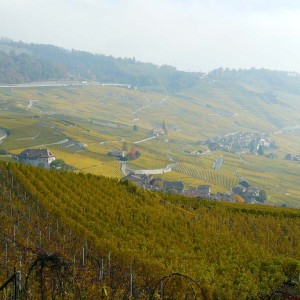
xmin=150 ymin=178 xmax=164 ymax=189
xmin=233 ymin=194 xmax=244 ymax=203
xmin=50 ymin=159 xmax=65 ymax=169
xmin=249 ymin=141 xmax=257 ymax=152
xmin=257 ymin=145 xmax=264 ymax=156
xmin=257 ymin=190 xmax=267 ymax=203
xmin=239 ymin=180 xmax=250 ymax=188
xmin=284 ymin=154 xmax=292 ymax=160
xmin=162 ymin=119 xmax=168 ymax=135
xmin=0 ymin=149 xmax=7 ymax=155
xmin=122 ymin=142 xmax=128 ymax=151
xmin=133 ymin=124 xmax=138 ymax=131
xmin=128 ymin=146 xmax=141 ymax=160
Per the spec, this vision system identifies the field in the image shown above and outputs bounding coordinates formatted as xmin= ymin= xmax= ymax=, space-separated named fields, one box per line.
xmin=0 ymin=83 xmax=300 ymax=207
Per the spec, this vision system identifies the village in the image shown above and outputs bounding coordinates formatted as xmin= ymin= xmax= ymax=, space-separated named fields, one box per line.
xmin=14 ymin=147 xmax=267 ymax=205
xmin=122 ymin=172 xmax=267 ymax=205
xmin=199 ymin=131 xmax=277 ymax=153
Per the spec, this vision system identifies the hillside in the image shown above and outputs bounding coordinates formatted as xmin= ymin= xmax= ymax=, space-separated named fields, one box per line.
xmin=0 ymin=39 xmax=201 ymax=92
xmin=0 ymin=50 xmax=65 ymax=83
xmin=0 ymin=162 xmax=300 ymax=299
xmin=2 ymin=39 xmax=300 ymax=96
xmin=0 ymin=81 xmax=300 ymax=207
xmin=0 ymin=39 xmax=300 ymax=208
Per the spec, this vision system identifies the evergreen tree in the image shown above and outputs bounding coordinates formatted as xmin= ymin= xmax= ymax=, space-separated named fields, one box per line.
xmin=257 ymin=145 xmax=264 ymax=156
xmin=162 ymin=119 xmax=168 ymax=135
xmin=122 ymin=141 xmax=129 ymax=151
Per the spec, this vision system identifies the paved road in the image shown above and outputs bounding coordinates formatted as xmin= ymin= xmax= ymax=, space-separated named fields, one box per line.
xmin=213 ymin=157 xmax=223 ymax=170
xmin=0 ymin=81 xmax=95 ymax=88
xmin=99 ymin=138 xmax=124 ymax=145
xmin=131 ymin=96 xmax=169 ymax=117
xmin=31 ymin=139 xmax=69 ymax=148
xmin=133 ymin=136 xmax=156 ymax=144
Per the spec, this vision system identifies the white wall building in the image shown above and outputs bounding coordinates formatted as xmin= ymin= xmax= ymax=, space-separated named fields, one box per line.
xmin=18 ymin=149 xmax=56 ymax=169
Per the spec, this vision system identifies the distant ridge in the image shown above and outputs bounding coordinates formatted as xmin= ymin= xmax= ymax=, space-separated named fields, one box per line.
xmin=0 ymin=38 xmax=202 ymax=92
xmin=2 ymin=38 xmax=300 ymax=95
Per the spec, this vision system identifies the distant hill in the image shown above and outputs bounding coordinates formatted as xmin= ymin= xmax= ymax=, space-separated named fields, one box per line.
xmin=2 ymin=39 xmax=300 ymax=95
xmin=0 ymin=39 xmax=202 ymax=92
xmin=205 ymin=67 xmax=300 ymax=95
xmin=0 ymin=50 xmax=65 ymax=83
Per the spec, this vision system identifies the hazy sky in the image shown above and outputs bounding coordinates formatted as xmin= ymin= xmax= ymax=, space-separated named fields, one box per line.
xmin=1 ymin=0 xmax=300 ymax=72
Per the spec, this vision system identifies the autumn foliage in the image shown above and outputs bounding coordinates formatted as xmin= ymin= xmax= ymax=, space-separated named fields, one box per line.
xmin=0 ymin=162 xmax=299 ymax=299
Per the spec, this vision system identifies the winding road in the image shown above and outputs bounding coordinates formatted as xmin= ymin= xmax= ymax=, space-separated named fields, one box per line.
xmin=213 ymin=157 xmax=223 ymax=170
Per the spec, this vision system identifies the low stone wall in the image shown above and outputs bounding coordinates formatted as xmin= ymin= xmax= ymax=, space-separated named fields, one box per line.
xmin=121 ymin=162 xmax=177 ymax=175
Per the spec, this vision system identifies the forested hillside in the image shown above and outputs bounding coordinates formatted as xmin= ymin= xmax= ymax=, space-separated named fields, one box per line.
xmin=3 ymin=39 xmax=300 ymax=94
xmin=204 ymin=67 xmax=300 ymax=94
xmin=0 ymin=162 xmax=299 ymax=299
xmin=0 ymin=50 xmax=65 ymax=83
xmin=0 ymin=39 xmax=201 ymax=91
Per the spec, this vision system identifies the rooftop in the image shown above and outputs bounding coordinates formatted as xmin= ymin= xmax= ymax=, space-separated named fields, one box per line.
xmin=18 ymin=149 xmax=55 ymax=159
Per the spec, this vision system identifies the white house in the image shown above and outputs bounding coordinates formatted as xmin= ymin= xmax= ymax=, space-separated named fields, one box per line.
xmin=18 ymin=149 xmax=56 ymax=169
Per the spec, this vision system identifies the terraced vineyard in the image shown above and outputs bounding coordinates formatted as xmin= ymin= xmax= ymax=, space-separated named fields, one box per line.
xmin=1 ymin=162 xmax=300 ymax=299
xmin=0 ymin=83 xmax=300 ymax=207
xmin=174 ymin=163 xmax=238 ymax=192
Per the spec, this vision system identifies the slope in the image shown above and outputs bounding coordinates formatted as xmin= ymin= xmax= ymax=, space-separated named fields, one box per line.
xmin=1 ymin=83 xmax=300 ymax=206
xmin=0 ymin=162 xmax=299 ymax=299
xmin=0 ymin=39 xmax=202 ymax=92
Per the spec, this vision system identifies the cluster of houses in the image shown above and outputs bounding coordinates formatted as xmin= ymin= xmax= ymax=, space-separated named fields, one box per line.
xmin=123 ymin=173 xmax=213 ymax=197
xmin=16 ymin=148 xmax=267 ymax=205
xmin=123 ymin=173 xmax=267 ymax=204
xmin=232 ymin=183 xmax=264 ymax=203
xmin=199 ymin=131 xmax=277 ymax=153
xmin=150 ymin=128 xmax=166 ymax=136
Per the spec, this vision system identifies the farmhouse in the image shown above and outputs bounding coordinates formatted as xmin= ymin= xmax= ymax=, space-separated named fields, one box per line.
xmin=18 ymin=149 xmax=56 ymax=169
xmin=151 ymin=128 xmax=165 ymax=136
